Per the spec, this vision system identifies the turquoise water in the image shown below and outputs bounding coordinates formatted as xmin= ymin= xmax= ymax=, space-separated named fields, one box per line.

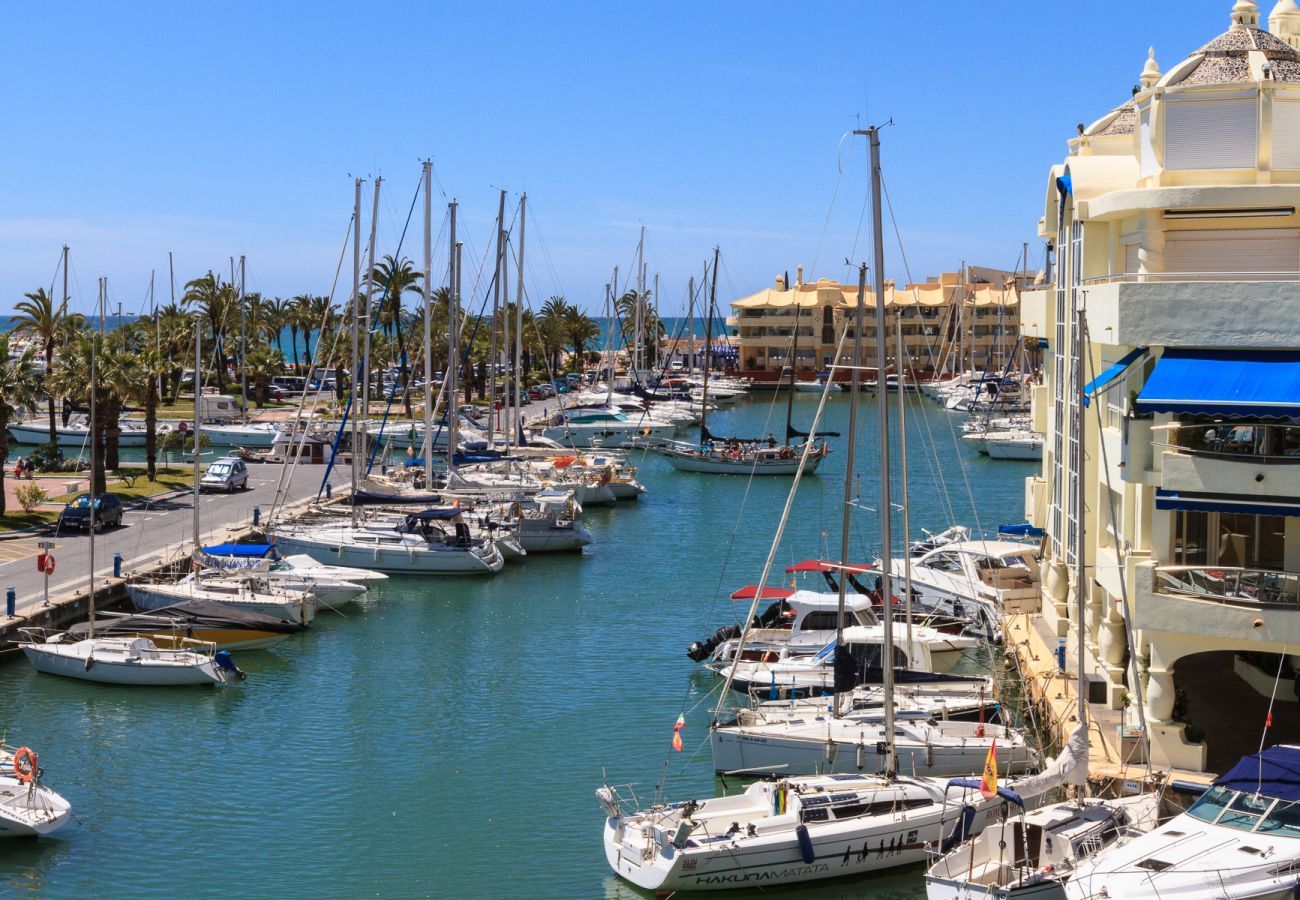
xmin=0 ymin=393 xmax=1033 ymax=897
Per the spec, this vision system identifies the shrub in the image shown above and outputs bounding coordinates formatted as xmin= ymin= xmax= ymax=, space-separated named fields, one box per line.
xmin=15 ymin=483 xmax=48 ymax=513
xmin=28 ymin=442 xmax=63 ymax=472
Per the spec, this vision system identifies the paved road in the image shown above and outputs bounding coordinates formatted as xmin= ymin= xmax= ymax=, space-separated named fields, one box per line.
xmin=0 ymin=463 xmax=344 ymax=618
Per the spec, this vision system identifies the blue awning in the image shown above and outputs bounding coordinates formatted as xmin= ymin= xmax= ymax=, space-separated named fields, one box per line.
xmin=1082 ymin=347 xmax=1148 ymax=408
xmin=1155 ymin=489 xmax=1300 ymax=518
xmin=1136 ymin=349 xmax=1300 ymax=418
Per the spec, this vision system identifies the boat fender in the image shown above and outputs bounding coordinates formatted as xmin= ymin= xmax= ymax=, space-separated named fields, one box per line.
xmin=85 ymin=654 xmax=94 ymax=671
xmin=856 ymin=742 xmax=865 ymax=770
xmin=12 ymin=747 xmax=38 ymax=783
xmin=795 ymin=824 xmax=816 ymax=864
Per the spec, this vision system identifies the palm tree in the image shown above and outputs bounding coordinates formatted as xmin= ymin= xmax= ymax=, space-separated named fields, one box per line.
xmin=0 ymin=336 xmax=40 ymax=515
xmin=287 ymin=295 xmax=309 ymax=370
xmin=244 ymin=346 xmax=285 ymax=407
xmin=370 ymin=256 xmax=423 ymax=417
xmin=615 ymin=290 xmax=664 ymax=371
xmin=182 ymin=273 xmax=236 ymax=391
xmin=156 ymin=304 xmax=194 ymax=405
xmin=122 ymin=321 xmax=170 ymax=480
xmin=538 ymin=296 xmax=572 ymax=374
xmin=10 ymin=288 xmax=80 ymax=445
xmin=564 ymin=306 xmax=601 ymax=371
xmin=266 ymin=296 xmax=289 ymax=355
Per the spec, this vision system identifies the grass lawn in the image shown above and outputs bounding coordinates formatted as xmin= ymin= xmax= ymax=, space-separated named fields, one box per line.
xmin=50 ymin=467 xmax=194 ymax=503
xmin=0 ymin=509 xmax=59 ymax=533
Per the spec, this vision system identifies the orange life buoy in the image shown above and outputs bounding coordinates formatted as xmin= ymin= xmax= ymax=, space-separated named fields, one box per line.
xmin=13 ymin=747 xmax=37 ymax=783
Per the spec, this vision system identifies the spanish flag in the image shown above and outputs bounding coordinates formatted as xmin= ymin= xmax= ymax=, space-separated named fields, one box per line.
xmin=979 ymin=740 xmax=998 ymax=800
xmin=672 ymin=715 xmax=685 ymax=752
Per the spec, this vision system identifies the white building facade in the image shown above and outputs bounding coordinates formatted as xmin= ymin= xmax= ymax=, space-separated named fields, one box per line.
xmin=1024 ymin=0 xmax=1300 ymax=772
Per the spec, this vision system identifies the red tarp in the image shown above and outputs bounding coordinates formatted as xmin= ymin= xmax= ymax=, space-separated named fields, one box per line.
xmin=784 ymin=560 xmax=876 ymax=573
xmin=729 ymin=585 xmax=796 ymax=601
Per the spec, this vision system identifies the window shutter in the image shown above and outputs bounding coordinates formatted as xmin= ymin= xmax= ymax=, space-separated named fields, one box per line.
xmin=1274 ymin=101 xmax=1300 ymax=169
xmin=1165 ymin=229 xmax=1299 ymax=275
xmin=1165 ymin=99 xmax=1258 ymax=170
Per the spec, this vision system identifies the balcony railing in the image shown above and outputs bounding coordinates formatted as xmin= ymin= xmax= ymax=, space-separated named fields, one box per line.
xmin=1157 ymin=423 xmax=1300 ymax=463
xmin=1156 ymin=565 xmax=1300 ymax=608
xmin=1083 ymin=271 xmax=1300 ymax=286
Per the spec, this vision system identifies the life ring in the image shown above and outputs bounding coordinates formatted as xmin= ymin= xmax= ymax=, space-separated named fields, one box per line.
xmin=13 ymin=747 xmax=37 ymax=783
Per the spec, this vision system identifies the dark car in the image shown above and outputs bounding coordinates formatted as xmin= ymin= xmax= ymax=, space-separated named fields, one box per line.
xmin=58 ymin=493 xmax=124 ymax=531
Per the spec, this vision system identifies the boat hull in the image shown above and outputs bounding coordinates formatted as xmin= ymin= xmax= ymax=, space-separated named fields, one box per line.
xmin=0 ymin=778 xmax=72 ymax=838
xmin=126 ymin=584 xmax=317 ymax=625
xmin=20 ymin=640 xmax=229 ymax=686
xmin=271 ymin=533 xmax=504 ymax=574
xmin=657 ymin=448 xmax=825 ymax=475
xmin=710 ymin=728 xmax=1036 ymax=779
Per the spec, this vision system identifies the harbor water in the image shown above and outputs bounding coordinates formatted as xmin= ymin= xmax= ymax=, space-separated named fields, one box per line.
xmin=0 ymin=391 xmax=1034 ymax=897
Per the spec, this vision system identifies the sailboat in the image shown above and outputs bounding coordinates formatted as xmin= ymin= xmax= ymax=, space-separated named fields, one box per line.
xmin=20 ymin=303 xmax=245 ymax=687
xmin=601 ymin=128 xmax=1047 ymax=892
xmin=648 ymin=249 xmax=829 ymax=475
xmin=924 ymin=309 xmax=1162 ymax=900
xmin=0 ymin=744 xmax=72 ymax=838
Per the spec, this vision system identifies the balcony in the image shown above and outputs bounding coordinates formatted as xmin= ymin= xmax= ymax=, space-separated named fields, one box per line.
xmin=1158 ymin=423 xmax=1300 ymax=499
xmin=1135 ymin=562 xmax=1300 ymax=646
xmin=1078 ymin=276 xmax=1300 ymax=349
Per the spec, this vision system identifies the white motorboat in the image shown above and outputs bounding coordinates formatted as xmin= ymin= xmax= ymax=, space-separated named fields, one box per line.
xmin=699 ymin=590 xmax=979 ymax=673
xmin=195 ymin=544 xmax=391 ymax=584
xmin=984 ymin=433 xmax=1044 ymax=462
xmin=19 ymin=630 xmax=244 ymax=686
xmin=890 ymin=540 xmax=1042 ymax=639
xmin=270 ymin=509 xmax=504 ymax=575
xmin=745 ymin=678 xmax=1003 ymax=726
xmin=1063 ymin=746 xmax=1300 ymax=900
xmin=0 ymin=745 xmax=72 ymax=838
xmin=7 ymin=416 xmax=163 ymax=448
xmin=599 ymin=770 xmax=1049 ymax=893
xmin=538 ymin=408 xmax=677 ymax=448
xmin=795 ymin=377 xmax=843 ymax=393
xmin=469 ymin=490 xmax=593 ymax=554
xmin=126 ymin=576 xmax=321 ymax=624
xmin=201 ymin=421 xmax=280 ymax=449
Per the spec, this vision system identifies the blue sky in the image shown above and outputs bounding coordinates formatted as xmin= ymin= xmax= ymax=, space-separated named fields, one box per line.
xmin=1 ymin=1 xmax=1239 ymax=317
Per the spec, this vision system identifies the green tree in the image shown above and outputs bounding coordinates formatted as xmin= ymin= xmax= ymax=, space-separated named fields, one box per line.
xmin=10 ymin=288 xmax=82 ymax=445
xmin=0 ymin=336 xmax=40 ymax=515
xmin=182 ymin=273 xmax=237 ymax=391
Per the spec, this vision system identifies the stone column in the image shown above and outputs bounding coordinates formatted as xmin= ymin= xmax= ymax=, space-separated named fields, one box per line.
xmin=1137 ymin=211 xmax=1165 ymax=281
xmin=1144 ymin=638 xmax=1176 ymax=724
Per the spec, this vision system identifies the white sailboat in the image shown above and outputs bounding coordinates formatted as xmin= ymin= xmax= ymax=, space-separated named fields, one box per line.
xmin=0 ymin=745 xmax=72 ymax=838
xmin=19 ymin=292 xmax=244 ymax=687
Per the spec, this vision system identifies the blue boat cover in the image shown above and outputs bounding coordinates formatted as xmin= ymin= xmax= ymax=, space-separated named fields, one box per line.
xmin=1082 ymin=347 xmax=1148 ymax=407
xmin=1136 ymin=349 xmax=1300 ymax=418
xmin=203 ymin=543 xmax=275 ymax=558
xmin=406 ymin=508 xmax=461 ymax=521
xmin=946 ymin=779 xmax=1024 ymax=807
xmin=1155 ymin=489 xmax=1300 ymax=518
xmin=997 ymin=523 xmax=1045 ymax=538
xmin=1213 ymin=746 xmax=1300 ymax=800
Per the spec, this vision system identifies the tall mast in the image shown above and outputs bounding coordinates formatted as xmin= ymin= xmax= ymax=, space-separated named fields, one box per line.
xmin=447 ymin=200 xmax=459 ymax=472
xmin=635 ymin=227 xmax=645 ymax=377
xmin=867 ymin=124 xmax=896 ymax=775
xmin=784 ymin=300 xmax=800 ymax=446
xmin=89 ymin=278 xmax=101 ymax=633
xmin=514 ymin=193 xmax=526 ymax=442
xmin=688 ymin=276 xmax=696 ymax=375
xmin=1074 ymin=306 xmax=1088 ymax=733
xmin=653 ymin=272 xmax=660 ymax=371
xmin=895 ymin=312 xmax=914 ymax=654
xmin=603 ymin=284 xmax=615 ymax=406
xmin=701 ymin=249 xmax=719 ymax=438
xmin=834 ymin=263 xmax=867 ymax=713
xmin=350 ymin=178 xmax=362 ymax=529
xmin=192 ymin=301 xmax=202 ymax=554
xmin=361 ymin=178 xmax=382 ymax=461
xmin=239 ymin=255 xmax=247 ymax=422
xmin=421 ymin=161 xmax=433 ymax=473
xmin=490 ymin=189 xmax=505 ymax=445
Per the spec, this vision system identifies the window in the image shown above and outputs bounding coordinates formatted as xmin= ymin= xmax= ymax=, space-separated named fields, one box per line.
xmin=925 ymin=552 xmax=965 ymax=574
xmin=1258 ymin=800 xmax=1300 ymax=837
xmin=1174 ymin=511 xmax=1210 ymax=566
xmin=1188 ymin=785 xmax=1234 ymax=824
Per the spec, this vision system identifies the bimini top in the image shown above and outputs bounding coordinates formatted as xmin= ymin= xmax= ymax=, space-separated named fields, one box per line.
xmin=1213 ymin=745 xmax=1300 ymax=800
xmin=785 ymin=559 xmax=875 ymax=574
xmin=203 ymin=543 xmax=276 ymax=559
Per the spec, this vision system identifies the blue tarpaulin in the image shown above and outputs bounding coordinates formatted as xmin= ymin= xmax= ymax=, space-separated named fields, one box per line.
xmin=203 ymin=543 xmax=275 ymax=558
xmin=1214 ymin=746 xmax=1300 ymax=800
xmin=1083 ymin=347 xmax=1148 ymax=407
xmin=1136 ymin=349 xmax=1300 ymax=418
xmin=997 ymin=524 xmax=1045 ymax=538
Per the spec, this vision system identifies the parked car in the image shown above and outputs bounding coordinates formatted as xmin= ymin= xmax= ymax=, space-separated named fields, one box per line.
xmin=200 ymin=457 xmax=250 ymax=493
xmin=58 ymin=493 xmax=124 ymax=531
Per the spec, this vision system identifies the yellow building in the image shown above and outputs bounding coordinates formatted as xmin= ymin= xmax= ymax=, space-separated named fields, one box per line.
xmin=728 ymin=268 xmax=1023 ymax=382
xmin=1024 ymin=0 xmax=1300 ymax=773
